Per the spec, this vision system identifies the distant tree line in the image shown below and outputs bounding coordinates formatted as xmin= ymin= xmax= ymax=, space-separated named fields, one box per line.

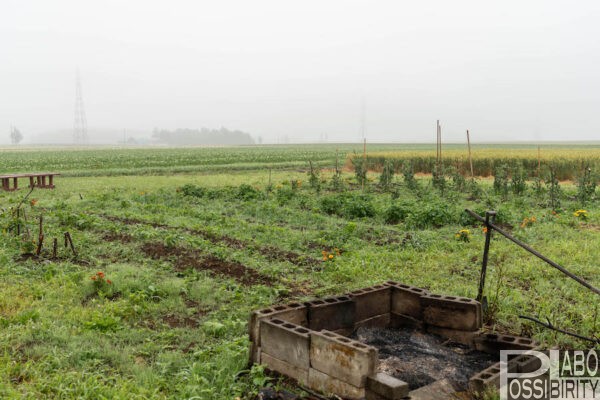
xmin=152 ymin=127 xmax=255 ymax=145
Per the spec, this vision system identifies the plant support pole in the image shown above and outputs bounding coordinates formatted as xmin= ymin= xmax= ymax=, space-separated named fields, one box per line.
xmin=477 ymin=211 xmax=496 ymax=302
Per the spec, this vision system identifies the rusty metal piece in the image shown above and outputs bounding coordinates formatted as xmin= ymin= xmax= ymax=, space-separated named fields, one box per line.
xmin=519 ymin=315 xmax=599 ymax=344
xmin=477 ymin=211 xmax=496 ymax=305
xmin=465 ymin=209 xmax=599 ymax=296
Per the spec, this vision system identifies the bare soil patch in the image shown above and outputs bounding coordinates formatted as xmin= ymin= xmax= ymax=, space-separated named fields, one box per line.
xmin=102 ymin=232 xmax=133 ymax=243
xmin=141 ymin=242 xmax=274 ymax=286
xmin=162 ymin=314 xmax=200 ymax=328
xmin=100 ymin=214 xmax=317 ymax=268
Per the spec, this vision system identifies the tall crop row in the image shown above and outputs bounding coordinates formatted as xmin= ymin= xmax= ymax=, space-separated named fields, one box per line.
xmin=352 ymin=149 xmax=600 ymax=180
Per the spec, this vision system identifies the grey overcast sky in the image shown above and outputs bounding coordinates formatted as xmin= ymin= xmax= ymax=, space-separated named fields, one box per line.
xmin=1 ymin=0 xmax=599 ymax=144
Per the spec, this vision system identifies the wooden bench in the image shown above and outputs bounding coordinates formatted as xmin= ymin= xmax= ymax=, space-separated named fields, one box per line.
xmin=0 ymin=173 xmax=60 ymax=191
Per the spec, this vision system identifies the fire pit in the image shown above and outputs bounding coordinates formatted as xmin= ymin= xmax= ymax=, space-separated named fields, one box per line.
xmin=248 ymin=282 xmax=540 ymax=399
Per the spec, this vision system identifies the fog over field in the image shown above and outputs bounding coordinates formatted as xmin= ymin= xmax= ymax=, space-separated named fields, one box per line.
xmin=1 ymin=0 xmax=599 ymax=144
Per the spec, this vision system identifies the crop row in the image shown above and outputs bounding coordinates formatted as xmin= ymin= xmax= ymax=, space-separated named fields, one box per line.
xmin=352 ymin=148 xmax=600 ymax=180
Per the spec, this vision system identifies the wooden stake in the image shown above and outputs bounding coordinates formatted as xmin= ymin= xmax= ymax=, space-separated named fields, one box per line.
xmin=436 ymin=120 xmax=440 ymax=166
xmin=36 ymin=215 xmax=44 ymax=256
xmin=52 ymin=238 xmax=58 ymax=258
xmin=65 ymin=232 xmax=77 ymax=256
xmin=466 ymin=129 xmax=474 ymax=178
xmin=438 ymin=122 xmax=442 ymax=170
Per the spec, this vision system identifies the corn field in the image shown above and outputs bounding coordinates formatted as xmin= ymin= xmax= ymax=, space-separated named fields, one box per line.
xmin=349 ymin=148 xmax=600 ymax=180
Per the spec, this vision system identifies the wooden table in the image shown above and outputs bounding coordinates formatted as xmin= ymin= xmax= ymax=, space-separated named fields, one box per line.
xmin=0 ymin=173 xmax=60 ymax=191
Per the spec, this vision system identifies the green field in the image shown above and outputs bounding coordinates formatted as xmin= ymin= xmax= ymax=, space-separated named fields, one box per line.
xmin=0 ymin=145 xmax=598 ymax=399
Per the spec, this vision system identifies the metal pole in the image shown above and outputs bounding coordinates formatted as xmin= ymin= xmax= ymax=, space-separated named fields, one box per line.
xmin=477 ymin=211 xmax=496 ymax=303
xmin=466 ymin=209 xmax=600 ymax=296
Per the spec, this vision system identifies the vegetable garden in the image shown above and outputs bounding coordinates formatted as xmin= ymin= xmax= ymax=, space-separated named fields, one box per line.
xmin=0 ymin=144 xmax=598 ymax=399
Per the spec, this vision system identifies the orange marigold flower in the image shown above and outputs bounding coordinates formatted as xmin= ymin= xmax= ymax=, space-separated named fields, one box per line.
xmin=106 ymin=279 xmax=112 ymax=285
xmin=30 ymin=199 xmax=38 ymax=206
xmin=97 ymin=271 xmax=105 ymax=278
xmin=91 ymin=276 xmax=97 ymax=281
xmin=328 ymin=254 xmax=334 ymax=259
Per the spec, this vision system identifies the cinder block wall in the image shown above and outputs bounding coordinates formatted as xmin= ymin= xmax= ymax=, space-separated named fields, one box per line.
xmin=248 ymin=281 xmax=539 ymax=399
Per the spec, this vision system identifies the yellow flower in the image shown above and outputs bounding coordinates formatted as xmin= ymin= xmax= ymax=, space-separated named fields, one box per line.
xmin=328 ymin=254 xmax=334 ymax=259
xmin=574 ymin=210 xmax=588 ymax=220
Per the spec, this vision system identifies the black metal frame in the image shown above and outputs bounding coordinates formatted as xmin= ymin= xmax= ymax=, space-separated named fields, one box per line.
xmin=465 ymin=209 xmax=599 ymax=344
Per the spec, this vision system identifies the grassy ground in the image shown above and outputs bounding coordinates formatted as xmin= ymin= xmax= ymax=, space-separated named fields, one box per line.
xmin=0 ymin=147 xmax=598 ymax=399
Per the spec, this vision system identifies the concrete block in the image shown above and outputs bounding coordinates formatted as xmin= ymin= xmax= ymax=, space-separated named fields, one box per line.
xmin=260 ymin=352 xmax=308 ymax=385
xmin=308 ymin=367 xmax=365 ymax=400
xmin=355 ymin=313 xmax=391 ymax=330
xmin=310 ymin=330 xmax=377 ymax=387
xmin=348 ymin=284 xmax=391 ymax=322
xmin=421 ymin=294 xmax=482 ymax=331
xmin=365 ymin=391 xmax=387 ymax=400
xmin=389 ymin=312 xmax=423 ymax=330
xmin=388 ymin=282 xmax=428 ymax=319
xmin=427 ymin=325 xmax=479 ymax=347
xmin=366 ymin=373 xmax=409 ymax=400
xmin=474 ymin=333 xmax=539 ymax=355
xmin=408 ymin=378 xmax=457 ymax=400
xmin=260 ymin=318 xmax=310 ymax=368
xmin=332 ymin=327 xmax=355 ymax=337
xmin=511 ymin=351 xmax=543 ymax=373
xmin=306 ymin=295 xmax=355 ymax=332
xmin=249 ymin=343 xmax=261 ymax=364
xmin=469 ymin=364 xmax=501 ymax=392
xmin=249 ymin=302 xmax=307 ymax=344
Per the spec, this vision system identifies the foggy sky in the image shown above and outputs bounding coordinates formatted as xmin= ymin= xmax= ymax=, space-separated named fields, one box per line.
xmin=1 ymin=0 xmax=600 ymax=144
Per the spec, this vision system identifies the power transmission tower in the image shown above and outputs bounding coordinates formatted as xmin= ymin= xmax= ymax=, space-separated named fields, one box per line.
xmin=74 ymin=71 xmax=88 ymax=145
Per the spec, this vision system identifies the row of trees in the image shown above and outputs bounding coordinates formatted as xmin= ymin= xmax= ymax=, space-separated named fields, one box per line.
xmin=152 ymin=127 xmax=254 ymax=145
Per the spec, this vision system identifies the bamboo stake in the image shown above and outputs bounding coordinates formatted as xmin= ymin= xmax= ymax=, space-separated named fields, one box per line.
xmin=467 ymin=129 xmax=474 ymax=178
xmin=436 ymin=120 xmax=440 ymax=166
xmin=439 ymin=122 xmax=442 ymax=170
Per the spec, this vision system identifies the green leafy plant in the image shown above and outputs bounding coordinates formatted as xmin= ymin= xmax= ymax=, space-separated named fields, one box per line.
xmin=402 ymin=160 xmax=418 ymax=190
xmin=576 ymin=166 xmax=596 ymax=205
xmin=351 ymin=153 xmax=367 ymax=188
xmin=546 ymin=168 xmax=562 ymax=211
xmin=237 ymin=184 xmax=262 ymax=200
xmin=510 ymin=165 xmax=527 ymax=195
xmin=308 ymin=161 xmax=321 ymax=193
xmin=431 ymin=165 xmax=446 ymax=194
xmin=379 ymin=160 xmax=394 ymax=191
xmin=90 ymin=271 xmax=115 ymax=297
xmin=449 ymin=167 xmax=466 ymax=192
xmin=384 ymin=201 xmax=414 ymax=224
xmin=493 ymin=164 xmax=509 ymax=198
